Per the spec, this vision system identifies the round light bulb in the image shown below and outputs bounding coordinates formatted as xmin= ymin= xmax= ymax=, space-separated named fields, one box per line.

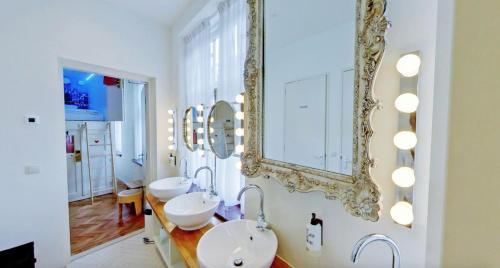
xmin=168 ymin=118 xmax=174 ymax=124
xmin=235 ymin=128 xmax=244 ymax=137
xmin=168 ymin=136 xmax=174 ymax=141
xmin=390 ymin=201 xmax=414 ymax=225
xmin=168 ymin=109 xmax=174 ymax=115
xmin=196 ymin=104 xmax=204 ymax=111
xmin=168 ymin=145 xmax=175 ymax=150
xmin=198 ymin=139 xmax=204 ymax=145
xmin=168 ymin=127 xmax=174 ymax=133
xmin=396 ymin=54 xmax=421 ymax=77
xmin=235 ymin=161 xmax=242 ymax=170
xmin=236 ymin=94 xmax=244 ymax=104
xmin=393 ymin=131 xmax=417 ymax=150
xmin=197 ymin=128 xmax=204 ymax=134
xmin=186 ymin=127 xmax=191 ymax=132
xmin=209 ymin=127 xmax=214 ymax=134
xmin=235 ymin=111 xmax=244 ymax=120
xmin=186 ymin=119 xmax=191 ymax=124
xmin=392 ymin=167 xmax=416 ymax=187
xmin=210 ymin=117 xmax=215 ymax=123
xmin=187 ymin=136 xmax=191 ymax=141
xmin=197 ymin=116 xmax=204 ymax=123
xmin=210 ymin=138 xmax=215 ymax=144
xmin=235 ymin=144 xmax=244 ymax=154
xmin=395 ymin=93 xmax=419 ymax=113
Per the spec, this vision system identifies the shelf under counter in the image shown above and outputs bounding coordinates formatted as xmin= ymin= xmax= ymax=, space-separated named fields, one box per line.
xmin=146 ymin=192 xmax=291 ymax=268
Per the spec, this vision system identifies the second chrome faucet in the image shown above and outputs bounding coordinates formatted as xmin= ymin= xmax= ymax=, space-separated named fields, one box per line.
xmin=237 ymin=184 xmax=270 ymax=232
xmin=194 ymin=166 xmax=217 ymax=198
xmin=351 ymin=234 xmax=401 ymax=268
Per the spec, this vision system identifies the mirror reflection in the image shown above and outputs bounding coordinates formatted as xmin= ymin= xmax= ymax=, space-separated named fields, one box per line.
xmin=183 ymin=106 xmax=203 ymax=152
xmin=208 ymin=101 xmax=235 ymax=159
xmin=263 ymin=0 xmax=355 ymax=175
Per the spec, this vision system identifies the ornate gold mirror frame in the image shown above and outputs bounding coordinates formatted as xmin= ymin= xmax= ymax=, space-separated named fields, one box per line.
xmin=241 ymin=0 xmax=388 ymax=221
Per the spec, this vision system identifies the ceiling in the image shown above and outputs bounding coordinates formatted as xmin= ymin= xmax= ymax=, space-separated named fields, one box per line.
xmin=101 ymin=0 xmax=192 ymax=26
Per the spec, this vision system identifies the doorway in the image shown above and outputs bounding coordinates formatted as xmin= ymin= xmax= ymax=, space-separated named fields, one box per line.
xmin=60 ymin=60 xmax=156 ymax=256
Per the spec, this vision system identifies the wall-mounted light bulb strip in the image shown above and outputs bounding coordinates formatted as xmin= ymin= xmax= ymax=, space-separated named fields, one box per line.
xmin=195 ymin=104 xmax=206 ymax=157
xmin=167 ymin=109 xmax=177 ymax=152
xmin=235 ymin=92 xmax=245 ymax=170
xmin=390 ymin=51 xmax=421 ymax=227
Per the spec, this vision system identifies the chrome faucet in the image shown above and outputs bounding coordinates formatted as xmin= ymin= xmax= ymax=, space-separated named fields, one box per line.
xmin=194 ymin=166 xmax=217 ymax=197
xmin=237 ymin=184 xmax=269 ymax=232
xmin=351 ymin=234 xmax=401 ymax=268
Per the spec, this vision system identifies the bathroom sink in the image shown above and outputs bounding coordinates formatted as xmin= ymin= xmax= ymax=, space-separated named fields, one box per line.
xmin=197 ymin=220 xmax=278 ymax=268
xmin=163 ymin=192 xmax=220 ymax=230
xmin=149 ymin=177 xmax=192 ymax=202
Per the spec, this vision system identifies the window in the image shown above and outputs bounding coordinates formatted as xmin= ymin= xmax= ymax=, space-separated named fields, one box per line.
xmin=114 ymin=121 xmax=123 ymax=155
xmin=183 ymin=0 xmax=247 ymax=206
xmin=133 ymin=83 xmax=146 ymax=165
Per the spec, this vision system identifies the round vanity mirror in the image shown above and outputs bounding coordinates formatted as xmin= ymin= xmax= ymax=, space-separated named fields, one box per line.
xmin=183 ymin=106 xmax=203 ymax=152
xmin=208 ymin=101 xmax=235 ymax=159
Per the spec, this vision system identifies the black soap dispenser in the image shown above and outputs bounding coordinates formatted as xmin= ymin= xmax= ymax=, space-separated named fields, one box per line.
xmin=306 ymin=213 xmax=323 ymax=256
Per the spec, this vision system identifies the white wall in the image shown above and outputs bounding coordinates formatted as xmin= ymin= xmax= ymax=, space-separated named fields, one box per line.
xmin=0 ymin=0 xmax=172 ymax=267
xmin=172 ymin=0 xmax=439 ymax=267
xmin=425 ymin=0 xmax=455 ymax=266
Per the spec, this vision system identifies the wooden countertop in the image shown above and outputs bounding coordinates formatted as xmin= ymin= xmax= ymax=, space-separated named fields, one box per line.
xmin=146 ymin=192 xmax=291 ymax=268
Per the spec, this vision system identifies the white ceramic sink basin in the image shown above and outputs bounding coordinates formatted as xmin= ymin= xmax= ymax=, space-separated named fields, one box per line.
xmin=149 ymin=177 xmax=192 ymax=202
xmin=197 ymin=220 xmax=278 ymax=268
xmin=164 ymin=192 xmax=220 ymax=231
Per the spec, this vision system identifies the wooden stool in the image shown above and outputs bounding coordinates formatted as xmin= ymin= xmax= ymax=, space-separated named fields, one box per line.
xmin=117 ymin=189 xmax=143 ymax=217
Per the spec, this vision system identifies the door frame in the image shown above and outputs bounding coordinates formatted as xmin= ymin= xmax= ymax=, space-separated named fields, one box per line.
xmin=58 ymin=58 xmax=157 ymax=256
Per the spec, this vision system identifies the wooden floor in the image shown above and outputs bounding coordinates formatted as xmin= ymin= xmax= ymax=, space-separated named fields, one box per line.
xmin=69 ymin=194 xmax=144 ymax=255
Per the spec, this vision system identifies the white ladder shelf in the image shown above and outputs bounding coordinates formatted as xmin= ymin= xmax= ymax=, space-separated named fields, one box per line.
xmin=82 ymin=122 xmax=117 ymax=204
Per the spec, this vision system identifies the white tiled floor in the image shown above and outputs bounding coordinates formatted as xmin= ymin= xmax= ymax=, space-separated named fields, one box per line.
xmin=68 ymin=232 xmax=166 ymax=268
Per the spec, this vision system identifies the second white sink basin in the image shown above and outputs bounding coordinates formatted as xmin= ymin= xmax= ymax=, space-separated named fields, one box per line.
xmin=149 ymin=177 xmax=192 ymax=202
xmin=197 ymin=220 xmax=278 ymax=268
xmin=164 ymin=192 xmax=220 ymax=230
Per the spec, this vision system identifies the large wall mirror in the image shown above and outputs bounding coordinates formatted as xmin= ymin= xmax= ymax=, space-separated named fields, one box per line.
xmin=242 ymin=0 xmax=388 ymax=221
xmin=263 ymin=0 xmax=355 ymax=175
xmin=208 ymin=101 xmax=236 ymax=159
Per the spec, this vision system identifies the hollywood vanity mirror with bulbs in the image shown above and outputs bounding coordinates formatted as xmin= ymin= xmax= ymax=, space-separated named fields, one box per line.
xmin=183 ymin=106 xmax=204 ymax=152
xmin=207 ymin=101 xmax=236 ymax=159
xmin=242 ymin=0 xmax=388 ymax=220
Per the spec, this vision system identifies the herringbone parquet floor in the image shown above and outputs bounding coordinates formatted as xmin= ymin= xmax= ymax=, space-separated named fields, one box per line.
xmin=69 ymin=194 xmax=144 ymax=255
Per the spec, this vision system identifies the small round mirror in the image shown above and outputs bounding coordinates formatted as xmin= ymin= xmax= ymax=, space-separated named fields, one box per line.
xmin=208 ymin=101 xmax=235 ymax=159
xmin=183 ymin=106 xmax=203 ymax=152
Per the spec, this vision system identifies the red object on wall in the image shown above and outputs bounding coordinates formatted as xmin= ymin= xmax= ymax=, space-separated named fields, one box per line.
xmin=66 ymin=132 xmax=75 ymax=154
xmin=103 ymin=76 xmax=120 ymax=86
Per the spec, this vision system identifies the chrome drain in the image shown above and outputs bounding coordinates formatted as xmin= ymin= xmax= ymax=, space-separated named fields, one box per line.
xmin=233 ymin=258 xmax=244 ymax=267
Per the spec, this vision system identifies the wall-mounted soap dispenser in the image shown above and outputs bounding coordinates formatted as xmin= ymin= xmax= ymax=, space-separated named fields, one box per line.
xmin=306 ymin=213 xmax=323 ymax=256
xmin=168 ymin=153 xmax=176 ymax=167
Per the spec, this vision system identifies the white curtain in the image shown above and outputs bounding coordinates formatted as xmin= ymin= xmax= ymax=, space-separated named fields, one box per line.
xmin=181 ymin=0 xmax=247 ymax=205
xmin=216 ymin=0 xmax=247 ymax=206
xmin=182 ymin=20 xmax=215 ymax=190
